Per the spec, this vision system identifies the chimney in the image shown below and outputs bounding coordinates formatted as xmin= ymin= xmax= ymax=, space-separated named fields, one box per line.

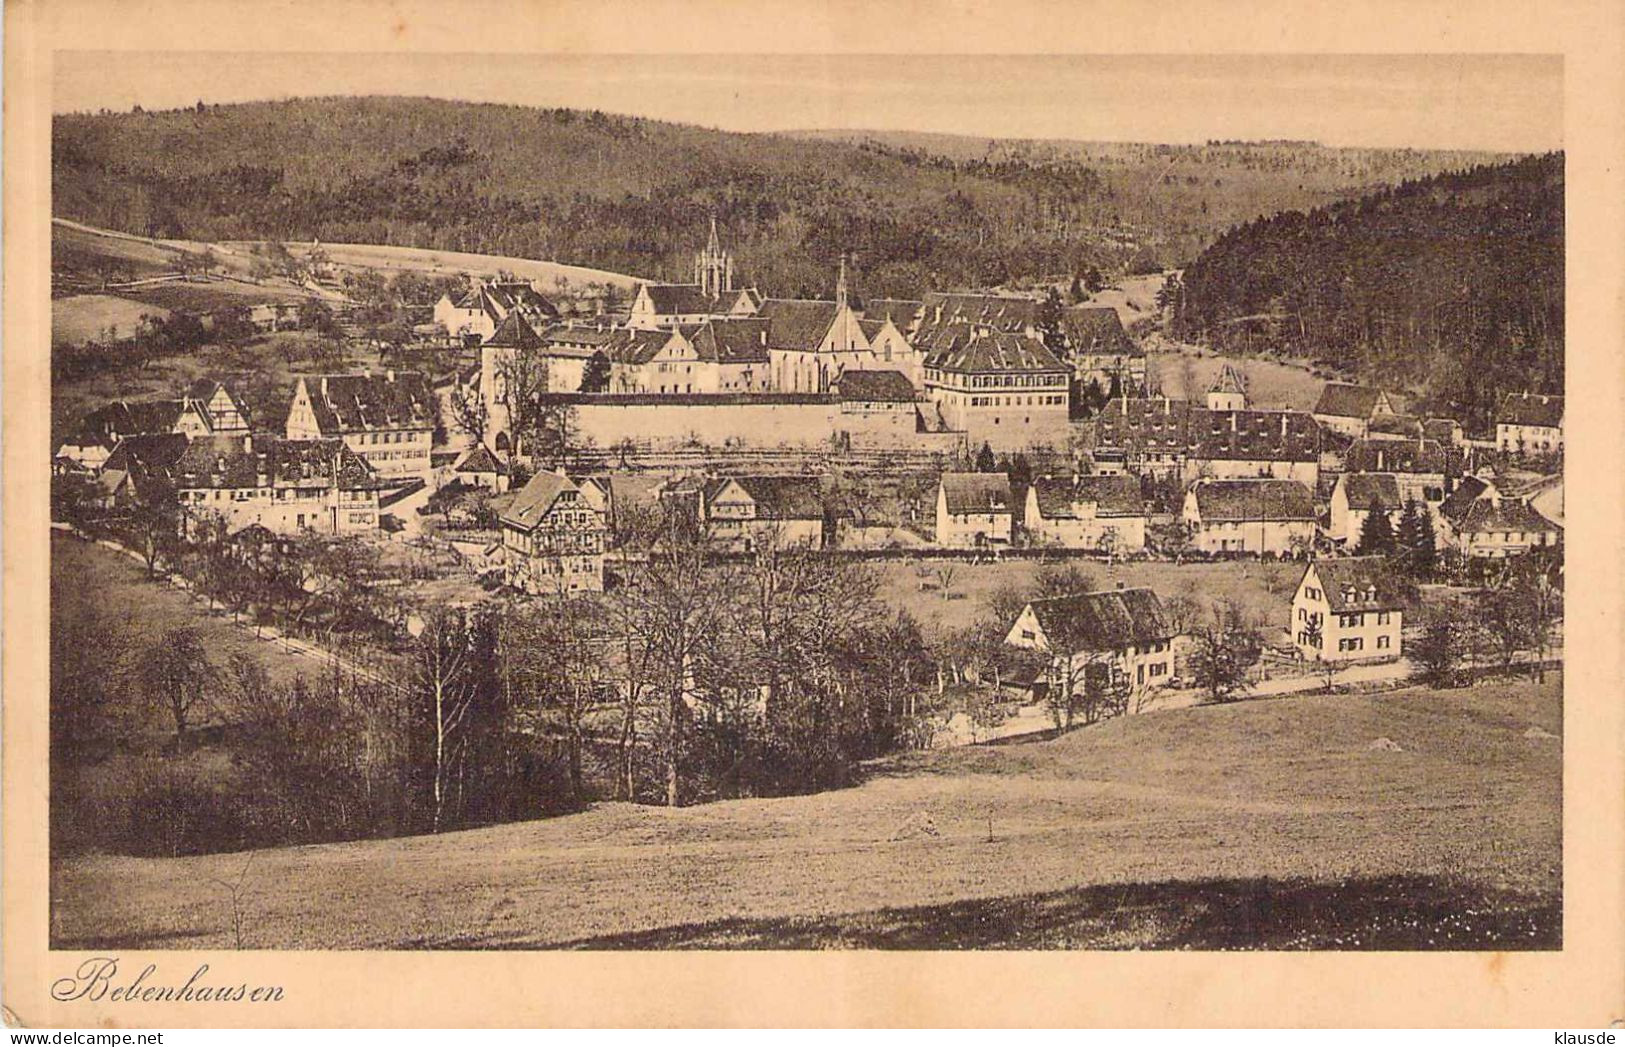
xmin=1281 ymin=415 xmax=1288 ymax=437
xmin=386 ymin=369 xmax=395 ymax=382
xmin=320 ymin=376 xmax=328 ymax=397
xmin=1376 ymin=448 xmax=1385 ymax=471
xmin=1230 ymin=413 xmax=1237 ymax=433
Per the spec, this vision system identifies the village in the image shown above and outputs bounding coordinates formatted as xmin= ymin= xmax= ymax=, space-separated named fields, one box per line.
xmin=51 ymin=217 xmax=1566 ymax=758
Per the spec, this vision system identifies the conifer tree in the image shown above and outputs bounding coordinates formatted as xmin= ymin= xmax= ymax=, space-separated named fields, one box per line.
xmin=1355 ymin=501 xmax=1395 ymax=556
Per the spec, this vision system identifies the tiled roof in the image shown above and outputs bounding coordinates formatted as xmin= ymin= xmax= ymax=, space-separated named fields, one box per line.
xmin=602 ymin=328 xmax=675 ymax=365
xmin=830 ymin=369 xmax=918 ymax=403
xmin=1345 ymin=438 xmax=1447 ymax=475
xmin=1314 ymin=382 xmax=1389 ymax=419
xmin=73 ymin=399 xmax=187 ymax=447
xmin=176 ymin=435 xmax=380 ymax=490
xmin=104 ymin=432 xmax=190 ymax=475
xmin=1438 ymin=475 xmax=1492 ymax=524
xmin=757 ymin=299 xmax=841 ymax=352
xmin=924 ymin=328 xmax=1066 ymax=374
xmin=918 ymin=292 xmax=1040 ymax=337
xmin=640 ymin=283 xmax=730 ymax=317
xmin=1096 ymin=398 xmax=1321 ymax=462
xmin=940 ymin=472 xmax=1014 ymax=515
xmin=1190 ymin=409 xmax=1321 ymax=463
xmin=484 ymin=310 xmax=544 ymax=349
xmin=1340 ymin=472 xmax=1403 ymax=511
xmin=689 ymin=317 xmax=771 ymax=365
xmin=1030 ymin=474 xmax=1145 ymax=519
xmin=1061 ymin=306 xmax=1140 ymax=357
xmin=454 ymin=445 xmax=508 ymax=475
xmin=1188 ymin=479 xmax=1315 ymax=522
xmin=500 ymin=470 xmax=584 ymax=531
xmin=1497 ymin=392 xmax=1564 ymax=429
xmin=1457 ymin=496 xmax=1562 ymax=536
xmin=302 ymin=372 xmax=437 ymax=435
xmin=1026 ymin=587 xmax=1173 ymax=652
xmin=864 ymin=298 xmax=922 ymax=327
xmin=706 ymin=474 xmax=825 ymax=521
xmin=1307 ymin=557 xmax=1415 ymax=613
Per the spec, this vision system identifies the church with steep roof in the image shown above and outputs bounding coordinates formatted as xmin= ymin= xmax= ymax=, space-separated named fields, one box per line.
xmin=626 ymin=217 xmax=763 ymax=329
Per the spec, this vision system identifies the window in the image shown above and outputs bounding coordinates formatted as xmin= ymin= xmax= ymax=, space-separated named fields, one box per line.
xmin=1377 ymin=612 xmax=1391 ymax=625
xmin=1377 ymin=635 xmax=1391 ymax=649
xmin=1021 ymin=629 xmax=1035 ymax=641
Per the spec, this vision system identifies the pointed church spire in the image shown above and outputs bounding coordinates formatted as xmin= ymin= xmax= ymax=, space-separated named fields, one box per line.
xmin=836 ymin=253 xmax=849 ymax=310
xmin=707 ymin=213 xmax=721 ymax=255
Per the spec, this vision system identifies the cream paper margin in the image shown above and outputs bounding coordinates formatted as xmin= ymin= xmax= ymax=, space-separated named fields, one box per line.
xmin=4 ymin=0 xmax=1622 ymax=1028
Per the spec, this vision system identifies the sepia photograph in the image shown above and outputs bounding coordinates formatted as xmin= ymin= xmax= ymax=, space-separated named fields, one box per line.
xmin=37 ymin=46 xmax=1569 ymax=959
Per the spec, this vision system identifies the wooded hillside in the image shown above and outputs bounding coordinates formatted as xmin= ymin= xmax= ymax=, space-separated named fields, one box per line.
xmin=1170 ymin=153 xmax=1563 ymax=428
xmin=54 ymin=97 xmax=1504 ymax=301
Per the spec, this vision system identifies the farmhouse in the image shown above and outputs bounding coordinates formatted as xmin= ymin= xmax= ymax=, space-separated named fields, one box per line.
xmin=1344 ymin=438 xmax=1448 ymax=504
xmin=701 ymin=474 xmax=827 ymax=552
xmin=434 ymin=278 xmax=559 ymax=343
xmin=921 ymin=328 xmax=1071 ymax=450
xmin=1182 ymin=478 xmax=1316 ymax=556
xmin=1185 ymin=408 xmax=1322 ymax=486
xmin=1438 ymin=483 xmax=1562 ymax=559
xmin=1094 ymin=397 xmax=1193 ymax=477
xmin=175 ymin=434 xmax=383 ymax=536
xmin=95 ymin=432 xmax=190 ymax=511
xmin=1024 ymin=474 xmax=1148 ymax=552
xmin=1329 ymin=472 xmax=1403 ymax=545
xmin=186 ymin=379 xmax=252 ymax=434
xmin=1495 ymin=393 xmax=1564 ymax=456
xmin=1003 ymin=586 xmax=1177 ymax=699
xmin=499 ymin=470 xmax=606 ymax=595
xmin=447 ymin=444 xmax=510 ymax=492
xmin=829 ymin=368 xmax=921 ymax=437
xmin=1291 ymin=557 xmax=1411 ymax=663
xmin=285 ymin=371 xmax=438 ymax=481
xmin=1313 ymin=382 xmax=1397 ymax=438
xmin=936 ymin=472 xmax=1015 ymax=549
xmin=59 ymin=397 xmax=214 ymax=470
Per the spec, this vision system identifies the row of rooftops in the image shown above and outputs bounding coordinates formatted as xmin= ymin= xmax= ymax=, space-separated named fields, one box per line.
xmin=88 ymin=430 xmax=388 ymax=497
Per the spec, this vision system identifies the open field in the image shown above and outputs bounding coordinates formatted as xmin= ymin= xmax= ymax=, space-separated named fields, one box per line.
xmin=1144 ymin=342 xmax=1332 ymax=411
xmin=51 ymin=672 xmax=1561 ymax=949
xmin=874 ymin=557 xmax=1302 ymax=634
xmin=51 ymin=294 xmax=170 ymax=347
xmin=259 ymin=240 xmax=645 ymax=292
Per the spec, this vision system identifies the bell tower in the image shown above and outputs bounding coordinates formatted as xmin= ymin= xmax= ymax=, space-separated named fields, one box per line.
xmin=693 ymin=215 xmax=734 ymax=297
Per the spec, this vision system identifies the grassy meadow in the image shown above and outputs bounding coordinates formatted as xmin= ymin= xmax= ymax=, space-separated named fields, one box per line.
xmin=51 ymin=672 xmax=1561 ymax=949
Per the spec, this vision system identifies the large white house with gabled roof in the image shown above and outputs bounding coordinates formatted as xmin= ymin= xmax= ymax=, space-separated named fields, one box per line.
xmin=499 ymin=470 xmax=605 ymax=594
xmin=1291 ymin=557 xmax=1413 ymax=663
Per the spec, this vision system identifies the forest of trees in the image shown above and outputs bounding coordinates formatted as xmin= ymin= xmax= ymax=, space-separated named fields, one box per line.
xmin=52 ymin=97 xmax=1505 ymax=301
xmin=1170 ymin=153 xmax=1564 ymax=428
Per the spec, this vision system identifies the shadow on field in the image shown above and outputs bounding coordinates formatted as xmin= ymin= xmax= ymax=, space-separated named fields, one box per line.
xmin=431 ymin=874 xmax=1559 ymax=951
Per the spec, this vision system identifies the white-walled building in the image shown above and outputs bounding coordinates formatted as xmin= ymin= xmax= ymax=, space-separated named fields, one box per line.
xmin=1313 ymin=383 xmax=1397 ymax=438
xmin=1495 ymin=393 xmax=1564 ymax=456
xmin=1004 ymin=586 xmax=1178 ymax=700
xmin=1291 ymin=557 xmax=1411 ymax=663
xmin=936 ymin=472 xmax=1015 ymax=549
xmin=499 ymin=471 xmax=606 ymax=595
xmin=1024 ymin=474 xmax=1148 ymax=552
xmin=175 ymin=434 xmax=383 ymax=536
xmin=286 ymin=372 xmax=438 ymax=482
xmin=1329 ymin=472 xmax=1404 ymax=545
xmin=1182 ymin=478 xmax=1316 ymax=556
xmin=700 ymin=474 xmax=826 ymax=552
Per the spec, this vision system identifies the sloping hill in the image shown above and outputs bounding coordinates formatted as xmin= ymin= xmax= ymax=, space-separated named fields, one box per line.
xmin=1170 ymin=153 xmax=1563 ymax=428
xmin=52 ymin=675 xmax=1560 ymax=950
xmin=54 ymin=97 xmax=1508 ymax=300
